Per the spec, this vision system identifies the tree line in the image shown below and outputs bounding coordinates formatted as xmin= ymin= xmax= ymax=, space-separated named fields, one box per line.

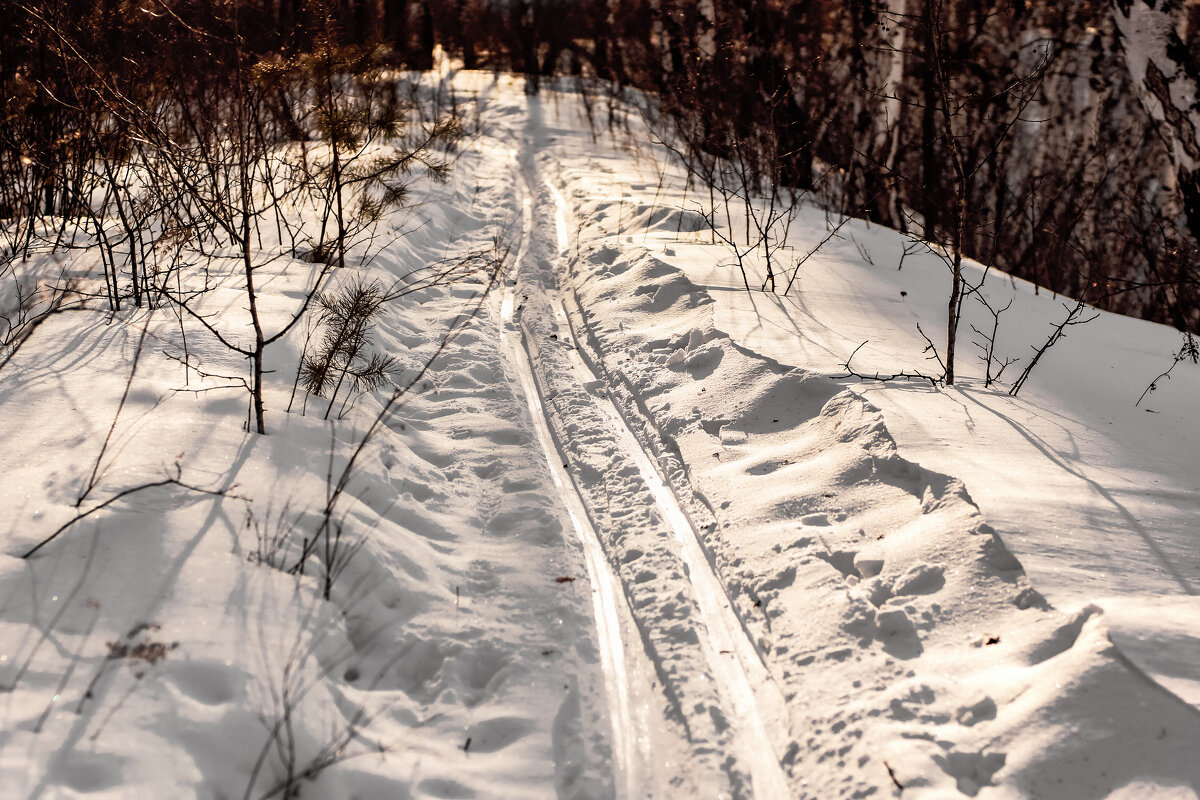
xmin=572 ymin=0 xmax=1200 ymax=335
xmin=3 ymin=0 xmax=1198 ymax=338
xmin=340 ymin=0 xmax=1200 ymax=335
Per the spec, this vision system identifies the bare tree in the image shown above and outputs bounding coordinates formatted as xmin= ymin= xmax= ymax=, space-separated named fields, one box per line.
xmin=882 ymin=0 xmax=1051 ymax=384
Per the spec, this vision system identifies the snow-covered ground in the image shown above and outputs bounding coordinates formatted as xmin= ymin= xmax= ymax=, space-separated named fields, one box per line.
xmin=1 ymin=72 xmax=1197 ymax=799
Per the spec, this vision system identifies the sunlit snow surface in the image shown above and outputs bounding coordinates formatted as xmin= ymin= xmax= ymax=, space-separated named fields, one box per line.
xmin=546 ymin=98 xmax=1200 ymax=712
xmin=540 ymin=82 xmax=1199 ymax=796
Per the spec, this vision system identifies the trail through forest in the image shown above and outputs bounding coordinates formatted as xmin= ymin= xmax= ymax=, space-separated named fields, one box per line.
xmin=0 ymin=72 xmax=1198 ymax=800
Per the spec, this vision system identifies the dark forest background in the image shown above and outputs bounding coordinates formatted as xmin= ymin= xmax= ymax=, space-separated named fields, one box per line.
xmin=4 ymin=0 xmax=1199 ymax=332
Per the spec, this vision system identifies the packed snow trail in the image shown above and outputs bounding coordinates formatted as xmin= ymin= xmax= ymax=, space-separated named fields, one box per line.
xmin=544 ymin=182 xmax=792 ymax=798
xmin=500 ymin=149 xmax=661 ymax=800
xmin=548 ymin=295 xmax=792 ymax=799
xmin=503 ymin=99 xmax=795 ymax=797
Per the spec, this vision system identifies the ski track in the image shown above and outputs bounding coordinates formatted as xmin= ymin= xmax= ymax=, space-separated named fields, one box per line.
xmin=548 ymin=297 xmax=793 ymax=799
xmin=545 ymin=181 xmax=792 ymax=799
xmin=501 ymin=148 xmax=657 ymax=800
xmin=503 ymin=111 xmax=794 ymax=796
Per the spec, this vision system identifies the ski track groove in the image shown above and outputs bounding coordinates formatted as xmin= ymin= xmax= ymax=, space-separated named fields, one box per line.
xmin=543 ymin=179 xmax=794 ymax=799
xmin=500 ymin=148 xmax=657 ymax=800
xmin=501 ymin=121 xmax=795 ymax=797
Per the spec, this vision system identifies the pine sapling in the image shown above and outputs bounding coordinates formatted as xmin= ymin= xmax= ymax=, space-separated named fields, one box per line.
xmin=300 ymin=278 xmax=396 ymax=419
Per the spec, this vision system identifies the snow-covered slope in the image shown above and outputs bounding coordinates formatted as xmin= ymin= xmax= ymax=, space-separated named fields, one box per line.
xmin=0 ymin=72 xmax=1197 ymax=799
xmin=548 ymin=128 xmax=1200 ymax=714
xmin=536 ymin=85 xmax=1200 ymax=797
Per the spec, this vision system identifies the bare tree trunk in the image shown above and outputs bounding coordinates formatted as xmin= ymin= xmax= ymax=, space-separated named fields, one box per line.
xmin=234 ymin=21 xmax=268 ymax=435
xmin=243 ymin=207 xmax=267 ymax=435
xmin=928 ymin=0 xmax=968 ymax=385
xmin=919 ymin=2 xmax=941 ymax=238
xmin=1112 ymin=1 xmax=1200 ymax=245
xmin=946 ymin=204 xmax=965 ymax=385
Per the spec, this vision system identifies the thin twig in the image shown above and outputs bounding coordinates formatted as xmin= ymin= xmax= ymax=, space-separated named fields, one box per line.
xmin=22 ymin=477 xmax=235 ymax=559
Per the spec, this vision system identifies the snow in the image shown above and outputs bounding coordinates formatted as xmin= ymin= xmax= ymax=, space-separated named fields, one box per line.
xmin=1 ymin=71 xmax=1198 ymax=799
xmin=669 ymin=210 xmax=1200 ymax=709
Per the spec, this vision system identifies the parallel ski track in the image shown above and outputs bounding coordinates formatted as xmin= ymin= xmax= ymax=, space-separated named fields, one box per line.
xmin=500 ymin=149 xmax=658 ymax=800
xmin=542 ymin=180 xmax=794 ymax=799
